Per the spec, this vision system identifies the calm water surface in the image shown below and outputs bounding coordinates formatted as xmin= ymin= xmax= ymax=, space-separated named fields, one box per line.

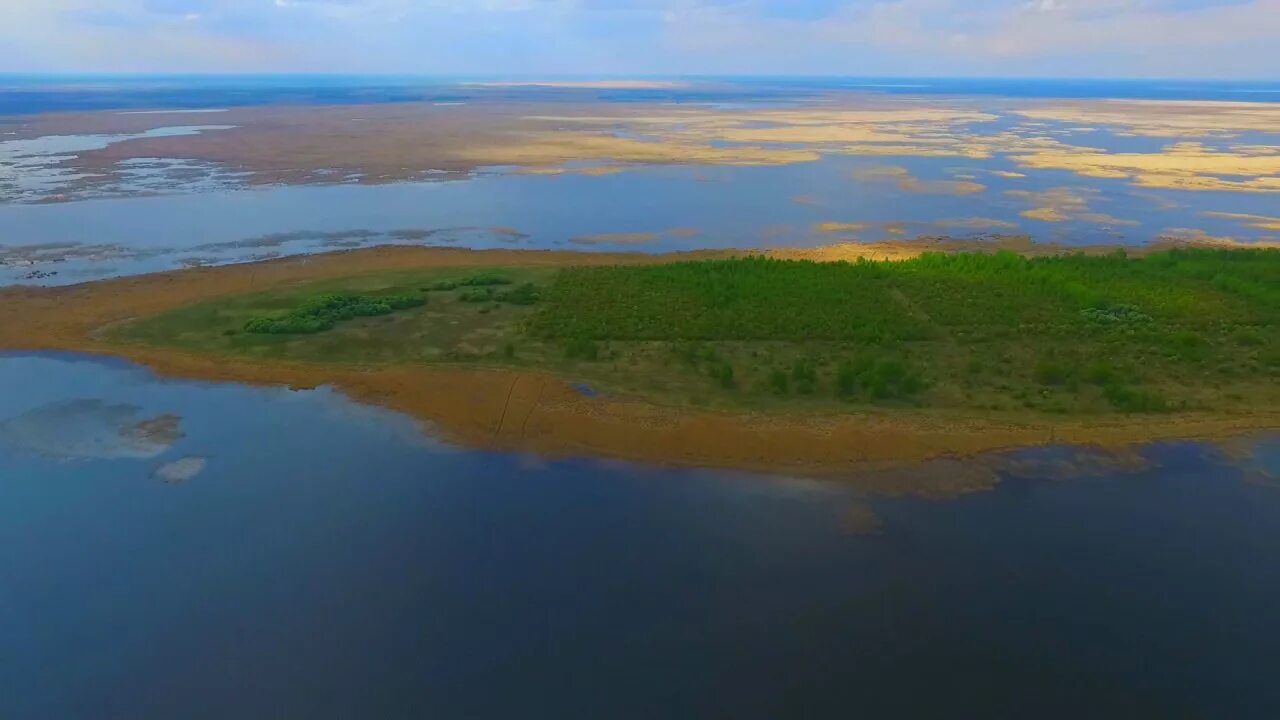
xmin=3 ymin=77 xmax=1280 ymax=285
xmin=3 ymin=353 xmax=1279 ymax=718
xmin=2 ymin=154 xmax=1272 ymax=285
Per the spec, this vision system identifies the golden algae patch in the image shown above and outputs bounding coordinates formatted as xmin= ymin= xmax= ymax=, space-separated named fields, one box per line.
xmin=531 ymin=105 xmax=1006 ymax=162
xmin=852 ymin=165 xmax=987 ymax=196
xmin=569 ymin=232 xmax=661 ymax=246
xmin=1008 ymin=187 xmax=1138 ymax=226
xmin=815 ymin=222 xmax=871 ymax=234
xmin=884 ymin=222 xmax=909 ymax=237
xmin=569 ymin=227 xmax=704 ymax=245
xmin=1011 ymin=141 xmax=1280 ymax=193
xmin=457 ymin=133 xmax=821 ymax=169
xmin=834 ymin=144 xmax=994 ymax=159
xmin=1154 ymin=228 xmax=1280 ymax=249
xmin=1202 ymin=212 xmax=1280 ymax=232
xmin=1015 ymin=100 xmax=1280 ymax=138
xmin=932 ymin=217 xmax=1019 ymax=230
xmin=517 ymin=165 xmax=629 ymax=177
xmin=698 ymin=125 xmax=956 ymax=146
xmin=1022 ymin=207 xmax=1070 ymax=223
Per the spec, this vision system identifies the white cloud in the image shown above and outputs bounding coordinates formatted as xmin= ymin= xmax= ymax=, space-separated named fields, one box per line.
xmin=659 ymin=0 xmax=1280 ymax=78
xmin=0 ymin=0 xmax=1277 ymax=76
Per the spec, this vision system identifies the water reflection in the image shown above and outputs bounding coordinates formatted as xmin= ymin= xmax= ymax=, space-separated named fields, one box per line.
xmin=1 ymin=399 xmax=182 ymax=460
xmin=2 ymin=352 xmax=1278 ymax=717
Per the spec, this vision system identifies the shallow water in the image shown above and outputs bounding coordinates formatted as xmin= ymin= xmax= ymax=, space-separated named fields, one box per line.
xmin=0 ymin=126 xmax=237 ymax=205
xmin=2 ymin=353 xmax=1278 ymax=718
xmin=0 ymin=152 xmax=1274 ymax=285
xmin=2 ymin=78 xmax=1279 ymax=285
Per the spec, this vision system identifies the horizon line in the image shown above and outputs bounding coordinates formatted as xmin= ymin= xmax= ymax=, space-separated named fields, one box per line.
xmin=2 ymin=72 xmax=1280 ymax=84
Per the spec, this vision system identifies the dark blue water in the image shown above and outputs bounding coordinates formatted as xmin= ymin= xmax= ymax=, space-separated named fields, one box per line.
xmin=4 ymin=75 xmax=1278 ymax=116
xmin=0 ymin=75 xmax=823 ymax=116
xmin=3 ymin=353 xmax=1278 ymax=718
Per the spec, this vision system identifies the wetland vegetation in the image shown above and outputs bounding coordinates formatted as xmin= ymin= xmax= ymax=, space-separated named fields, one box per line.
xmin=115 ymin=248 xmax=1279 ymax=418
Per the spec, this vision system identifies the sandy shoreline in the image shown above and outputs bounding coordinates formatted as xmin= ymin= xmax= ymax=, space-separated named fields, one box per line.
xmin=2 ymin=244 xmax=1277 ymax=492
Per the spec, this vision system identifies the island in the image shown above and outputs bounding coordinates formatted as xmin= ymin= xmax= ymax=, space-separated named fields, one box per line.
xmin=2 ymin=243 xmax=1276 ymax=481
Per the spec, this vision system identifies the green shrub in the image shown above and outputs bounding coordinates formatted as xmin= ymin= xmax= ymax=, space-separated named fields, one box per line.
xmin=244 ymin=293 xmax=424 ymax=335
xmin=1233 ymin=328 xmax=1265 ymax=347
xmin=497 ymin=283 xmax=541 ymax=305
xmin=1080 ymin=304 xmax=1151 ymax=326
xmin=459 ymin=288 xmax=496 ymax=303
xmin=1034 ymin=360 xmax=1072 ymax=386
xmin=428 ymin=274 xmax=512 ymax=293
xmin=833 ymin=355 xmax=925 ymax=402
xmin=863 ymin=358 xmax=925 ymax=400
xmin=836 ymin=362 xmax=860 ymax=398
xmin=675 ymin=343 xmax=700 ymax=365
xmin=459 ymin=273 xmax=513 ymax=288
xmin=1084 ymin=360 xmax=1117 ymax=385
xmin=1103 ymin=383 xmax=1169 ymax=413
xmin=565 ymin=337 xmax=600 ymax=361
xmin=711 ymin=362 xmax=735 ymax=390
xmin=1161 ymin=330 xmax=1207 ymax=360
xmin=769 ymin=368 xmax=790 ymax=395
xmin=791 ymin=359 xmax=818 ymax=394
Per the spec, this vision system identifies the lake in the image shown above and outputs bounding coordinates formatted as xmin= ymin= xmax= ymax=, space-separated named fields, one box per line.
xmin=2 ymin=352 xmax=1278 ymax=718
xmin=3 ymin=77 xmax=1280 ymax=718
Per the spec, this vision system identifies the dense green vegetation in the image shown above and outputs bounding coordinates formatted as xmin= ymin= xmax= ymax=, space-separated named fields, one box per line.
xmin=116 ymin=249 xmax=1279 ymax=418
xmin=243 ymin=293 xmax=424 ymax=334
xmin=528 ymin=248 xmax=1278 ymax=412
xmin=531 ymin=249 xmax=1278 ymax=342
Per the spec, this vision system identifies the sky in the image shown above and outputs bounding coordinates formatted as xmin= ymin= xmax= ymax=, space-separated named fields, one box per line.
xmin=2 ymin=0 xmax=1279 ymax=79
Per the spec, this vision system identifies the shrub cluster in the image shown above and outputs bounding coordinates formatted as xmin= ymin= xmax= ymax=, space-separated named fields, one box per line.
xmin=1080 ymin=304 xmax=1151 ymax=325
xmin=564 ymin=337 xmax=600 ymax=361
xmin=710 ymin=362 xmax=735 ymax=389
xmin=1103 ymin=383 xmax=1169 ymax=413
xmin=244 ymin=293 xmax=424 ymax=335
xmin=428 ymin=273 xmax=515 ymax=292
xmin=458 ymin=282 xmax=542 ymax=305
xmin=836 ymin=356 xmax=926 ymax=401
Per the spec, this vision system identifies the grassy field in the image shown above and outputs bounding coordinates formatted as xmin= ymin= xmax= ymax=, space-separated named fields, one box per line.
xmin=115 ymin=248 xmax=1279 ymax=417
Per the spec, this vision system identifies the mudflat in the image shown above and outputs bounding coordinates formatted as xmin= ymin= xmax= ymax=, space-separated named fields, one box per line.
xmin=8 ymin=93 xmax=1280 ymax=200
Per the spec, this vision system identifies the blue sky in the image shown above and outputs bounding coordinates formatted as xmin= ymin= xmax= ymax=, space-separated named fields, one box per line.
xmin=3 ymin=0 xmax=1278 ymax=78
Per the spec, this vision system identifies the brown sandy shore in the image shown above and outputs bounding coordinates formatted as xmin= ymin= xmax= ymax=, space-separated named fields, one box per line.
xmin=2 ymin=244 xmax=1277 ymax=495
